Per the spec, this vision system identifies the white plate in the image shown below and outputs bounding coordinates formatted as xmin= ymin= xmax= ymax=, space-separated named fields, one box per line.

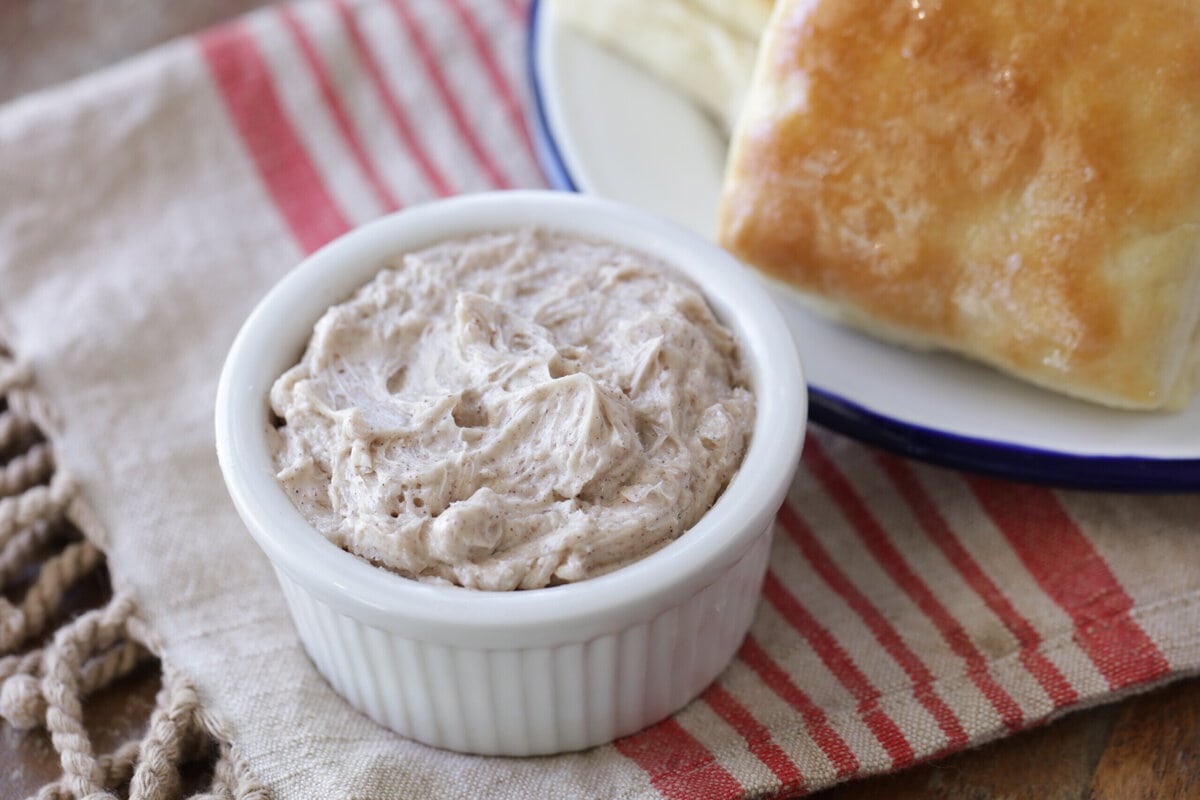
xmin=527 ymin=0 xmax=1200 ymax=490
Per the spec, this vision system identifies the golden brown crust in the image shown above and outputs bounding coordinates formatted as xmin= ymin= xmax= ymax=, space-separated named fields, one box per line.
xmin=718 ymin=0 xmax=1200 ymax=409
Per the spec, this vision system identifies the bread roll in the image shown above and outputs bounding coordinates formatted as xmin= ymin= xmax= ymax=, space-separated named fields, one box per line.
xmin=718 ymin=0 xmax=1200 ymax=410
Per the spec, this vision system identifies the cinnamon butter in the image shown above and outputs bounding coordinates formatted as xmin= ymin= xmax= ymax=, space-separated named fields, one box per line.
xmin=269 ymin=229 xmax=754 ymax=590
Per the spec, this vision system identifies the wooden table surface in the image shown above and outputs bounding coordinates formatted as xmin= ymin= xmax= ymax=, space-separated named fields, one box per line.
xmin=4 ymin=3 xmax=1199 ymax=798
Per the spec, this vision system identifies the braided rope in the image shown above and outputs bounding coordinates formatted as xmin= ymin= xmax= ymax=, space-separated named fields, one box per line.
xmin=79 ymin=640 xmax=150 ymax=698
xmin=0 ymin=409 xmax=39 ymax=454
xmin=128 ymin=663 xmax=197 ymax=800
xmin=0 ymin=519 xmax=57 ymax=586
xmin=2 ymin=671 xmax=45 ymax=730
xmin=2 ymin=639 xmax=150 ymax=731
xmin=1 ymin=368 xmax=270 ymax=798
xmin=205 ymin=738 xmax=238 ymax=800
xmin=0 ymin=649 xmax=45 ymax=729
xmin=12 ymin=589 xmax=270 ymax=800
xmin=33 ymin=783 xmax=73 ymax=800
xmin=1 ymin=548 xmax=270 ymax=799
xmin=33 ymin=740 xmax=141 ymax=800
xmin=0 ymin=647 xmax=42 ymax=683
xmin=196 ymin=707 xmax=270 ymax=800
xmin=0 ymin=471 xmax=75 ymax=548
xmin=41 ymin=596 xmax=135 ymax=798
xmin=0 ymin=442 xmax=54 ymax=498
xmin=0 ymin=359 xmax=33 ymax=399
xmin=0 ymin=539 xmax=104 ymax=652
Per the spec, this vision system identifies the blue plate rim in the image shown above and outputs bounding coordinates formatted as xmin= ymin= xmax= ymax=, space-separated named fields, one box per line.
xmin=524 ymin=0 xmax=1200 ymax=493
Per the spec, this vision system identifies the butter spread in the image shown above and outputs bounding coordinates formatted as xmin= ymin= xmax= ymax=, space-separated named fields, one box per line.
xmin=269 ymin=229 xmax=754 ymax=590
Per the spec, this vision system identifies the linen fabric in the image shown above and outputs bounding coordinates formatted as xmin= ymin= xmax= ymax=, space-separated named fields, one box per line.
xmin=0 ymin=1 xmax=1197 ymax=797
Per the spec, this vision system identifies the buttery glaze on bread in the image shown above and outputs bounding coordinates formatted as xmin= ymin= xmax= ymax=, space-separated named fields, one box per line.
xmin=718 ymin=0 xmax=1200 ymax=409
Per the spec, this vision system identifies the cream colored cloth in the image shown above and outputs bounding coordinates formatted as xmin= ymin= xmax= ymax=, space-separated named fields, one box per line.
xmin=1 ymin=1 xmax=1198 ymax=797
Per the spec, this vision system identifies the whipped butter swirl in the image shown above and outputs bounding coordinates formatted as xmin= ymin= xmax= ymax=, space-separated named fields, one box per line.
xmin=269 ymin=229 xmax=754 ymax=590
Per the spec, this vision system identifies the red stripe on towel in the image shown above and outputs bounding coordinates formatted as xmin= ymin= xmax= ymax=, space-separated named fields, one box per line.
xmin=199 ymin=22 xmax=351 ymax=254
xmin=778 ymin=500 xmax=969 ymax=753
xmin=877 ymin=454 xmax=1079 ymax=708
xmin=502 ymin=0 xmax=529 ymax=24
xmin=446 ymin=0 xmax=538 ymax=162
xmin=804 ymin=441 xmax=1025 ymax=732
xmin=738 ymin=633 xmax=861 ymax=777
xmin=969 ymin=478 xmax=1170 ymax=690
xmin=703 ymin=682 xmax=805 ymax=794
xmin=278 ymin=5 xmax=402 ymax=212
xmin=387 ymin=0 xmax=513 ymax=189
xmin=332 ymin=0 xmax=455 ymax=198
xmin=614 ymin=719 xmax=744 ymax=800
xmin=760 ymin=569 xmax=908 ymax=769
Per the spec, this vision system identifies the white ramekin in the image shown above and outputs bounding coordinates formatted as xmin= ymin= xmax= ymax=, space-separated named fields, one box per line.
xmin=215 ymin=191 xmax=806 ymax=756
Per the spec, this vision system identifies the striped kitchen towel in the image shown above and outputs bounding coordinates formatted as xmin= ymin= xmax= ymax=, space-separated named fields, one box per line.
xmin=0 ymin=0 xmax=1197 ymax=797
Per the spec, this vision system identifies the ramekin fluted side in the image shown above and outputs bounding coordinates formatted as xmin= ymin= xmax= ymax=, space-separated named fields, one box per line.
xmin=274 ymin=527 xmax=773 ymax=756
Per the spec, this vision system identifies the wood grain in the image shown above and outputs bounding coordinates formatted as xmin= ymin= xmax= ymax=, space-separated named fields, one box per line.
xmin=1089 ymin=679 xmax=1200 ymax=800
xmin=817 ymin=703 xmax=1119 ymax=800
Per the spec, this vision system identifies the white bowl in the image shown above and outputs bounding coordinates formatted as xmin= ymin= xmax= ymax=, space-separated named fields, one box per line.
xmin=215 ymin=191 xmax=806 ymax=756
